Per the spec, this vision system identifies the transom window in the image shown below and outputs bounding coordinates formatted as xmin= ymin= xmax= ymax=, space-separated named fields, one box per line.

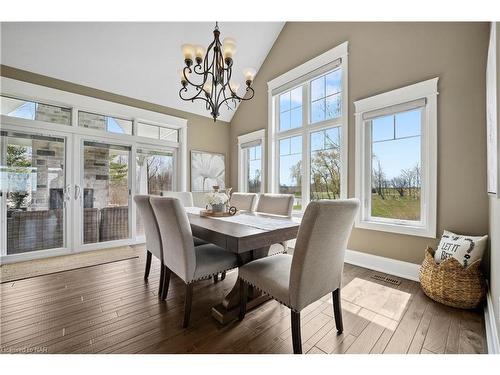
xmin=354 ymin=78 xmax=438 ymax=238
xmin=268 ymin=42 xmax=348 ymax=213
xmin=78 ymin=111 xmax=133 ymax=135
xmin=279 ymin=87 xmax=302 ymax=131
xmin=310 ymin=69 xmax=342 ymax=123
xmin=1 ymin=95 xmax=71 ymax=126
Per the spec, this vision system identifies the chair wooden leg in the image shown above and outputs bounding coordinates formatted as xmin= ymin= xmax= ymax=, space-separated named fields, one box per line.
xmin=144 ymin=251 xmax=152 ymax=281
xmin=158 ymin=261 xmax=165 ymax=298
xmin=182 ymin=283 xmax=194 ymax=328
xmin=238 ymin=278 xmax=248 ymax=321
xmin=160 ymin=266 xmax=172 ymax=301
xmin=213 ymin=273 xmax=219 ymax=283
xmin=332 ymin=288 xmax=343 ymax=334
xmin=220 ymin=271 xmax=226 ymax=281
xmin=291 ymin=310 xmax=302 ymax=354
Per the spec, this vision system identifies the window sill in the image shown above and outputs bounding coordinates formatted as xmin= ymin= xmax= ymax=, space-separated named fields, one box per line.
xmin=355 ymin=219 xmax=436 ymax=238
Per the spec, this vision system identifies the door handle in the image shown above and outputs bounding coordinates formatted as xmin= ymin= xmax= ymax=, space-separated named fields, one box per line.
xmin=64 ymin=184 xmax=72 ymax=202
xmin=74 ymin=185 xmax=81 ymax=200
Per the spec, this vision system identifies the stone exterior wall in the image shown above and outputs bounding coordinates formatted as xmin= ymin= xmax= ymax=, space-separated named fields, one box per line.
xmin=31 ymin=139 xmax=65 ymax=210
xmin=83 ymin=145 xmax=110 ymax=209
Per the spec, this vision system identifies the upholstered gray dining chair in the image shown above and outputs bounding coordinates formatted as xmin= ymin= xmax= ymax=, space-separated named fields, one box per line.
xmin=230 ymin=192 xmax=258 ymax=211
xmin=255 ymin=193 xmax=294 ymax=255
xmin=238 ymin=199 xmax=360 ymax=354
xmin=134 ymin=195 xmax=165 ymax=297
xmin=255 ymin=193 xmax=294 ymax=217
xmin=150 ymin=196 xmax=239 ymax=328
xmin=160 ymin=191 xmax=207 ymax=247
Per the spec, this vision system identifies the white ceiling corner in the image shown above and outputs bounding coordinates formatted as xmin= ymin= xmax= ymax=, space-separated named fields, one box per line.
xmin=0 ymin=22 xmax=284 ymax=122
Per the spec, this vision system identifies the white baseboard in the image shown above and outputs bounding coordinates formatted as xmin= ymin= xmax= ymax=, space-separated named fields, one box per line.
xmin=484 ymin=283 xmax=500 ymax=354
xmin=344 ymin=249 xmax=421 ymax=282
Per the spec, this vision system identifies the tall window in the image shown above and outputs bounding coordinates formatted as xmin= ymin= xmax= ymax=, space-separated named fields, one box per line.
xmin=245 ymin=145 xmax=262 ymax=193
xmin=268 ymin=42 xmax=348 ymax=212
xmin=238 ymin=129 xmax=265 ymax=194
xmin=355 ymin=78 xmax=438 ymax=237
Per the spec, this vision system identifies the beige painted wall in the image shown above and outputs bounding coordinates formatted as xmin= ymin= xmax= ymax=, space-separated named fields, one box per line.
xmin=0 ymin=64 xmax=231 ymax=190
xmin=230 ymin=22 xmax=490 ymax=264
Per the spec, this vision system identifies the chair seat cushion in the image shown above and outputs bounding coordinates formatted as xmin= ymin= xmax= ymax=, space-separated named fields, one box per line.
xmin=193 ymin=236 xmax=208 ymax=246
xmin=193 ymin=244 xmax=238 ymax=281
xmin=239 ymin=254 xmax=292 ymax=308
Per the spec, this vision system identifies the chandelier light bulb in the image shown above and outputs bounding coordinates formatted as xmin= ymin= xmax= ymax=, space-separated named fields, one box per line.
xmin=179 ymin=69 xmax=190 ymax=84
xmin=181 ymin=44 xmax=195 ymax=62
xmin=203 ymin=81 xmax=212 ymax=95
xmin=243 ymin=68 xmax=257 ymax=84
xmin=229 ymin=81 xmax=240 ymax=95
xmin=194 ymin=45 xmax=206 ymax=63
xmin=222 ymin=37 xmax=237 ymax=59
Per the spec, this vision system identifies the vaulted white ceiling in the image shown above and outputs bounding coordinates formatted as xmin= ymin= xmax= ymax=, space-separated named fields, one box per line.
xmin=0 ymin=22 xmax=284 ymax=122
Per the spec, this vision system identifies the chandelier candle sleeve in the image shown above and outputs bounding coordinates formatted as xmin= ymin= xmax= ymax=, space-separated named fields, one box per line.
xmin=178 ymin=22 xmax=255 ymax=122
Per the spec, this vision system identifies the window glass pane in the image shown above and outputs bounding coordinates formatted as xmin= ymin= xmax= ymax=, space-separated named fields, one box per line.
xmin=159 ymin=127 xmax=179 ymax=142
xmin=290 ymin=87 xmax=302 ymax=109
xmin=79 ymin=111 xmax=132 ymax=135
xmin=1 ymin=96 xmax=71 ymax=125
xmin=246 ymin=145 xmax=262 ymax=193
xmin=279 ymin=92 xmax=291 ymax=112
xmin=279 ymin=110 xmax=290 ymax=131
xmin=395 ymin=109 xmax=421 ymax=139
xmin=83 ymin=141 xmax=131 ymax=244
xmin=279 ymin=138 xmax=290 ymax=156
xmin=279 ymin=88 xmax=303 ymax=132
xmin=3 ymin=132 xmax=66 ymax=254
xmin=326 ymin=93 xmax=342 ymax=120
xmin=310 ymin=127 xmax=341 ymax=201
xmin=311 ymin=76 xmax=325 ymax=101
xmin=255 ymin=144 xmax=262 ymax=160
xmin=136 ymin=149 xmax=174 ymax=236
xmin=311 ymin=131 xmax=324 ymax=151
xmin=371 ymin=113 xmax=421 ymax=221
xmin=279 ymin=135 xmax=302 ymax=210
xmin=136 ymin=123 xmax=159 ymax=139
xmin=290 ymin=107 xmax=302 ymax=129
xmin=372 ymin=115 xmax=394 ymax=142
xmin=326 ymin=69 xmax=342 ymax=96
xmin=311 ymin=100 xmax=325 ymax=123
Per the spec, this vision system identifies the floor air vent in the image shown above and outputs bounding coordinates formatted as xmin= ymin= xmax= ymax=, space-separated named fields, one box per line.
xmin=370 ymin=273 xmax=401 ymax=286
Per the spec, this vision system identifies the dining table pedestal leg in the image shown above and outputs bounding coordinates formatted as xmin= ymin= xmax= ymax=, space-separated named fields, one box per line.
xmin=211 ymin=246 xmax=272 ymax=325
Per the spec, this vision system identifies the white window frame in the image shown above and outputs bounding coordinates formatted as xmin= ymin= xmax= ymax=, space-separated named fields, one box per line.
xmin=0 ymin=77 xmax=188 ymax=263
xmin=354 ymin=78 xmax=438 ymax=238
xmin=237 ymin=129 xmax=266 ymax=193
xmin=267 ymin=42 xmax=349 ymax=212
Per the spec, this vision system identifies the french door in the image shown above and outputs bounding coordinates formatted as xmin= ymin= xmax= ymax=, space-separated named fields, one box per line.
xmin=0 ymin=126 xmax=73 ymax=260
xmin=1 ymin=126 xmax=178 ymax=262
xmin=73 ymin=136 xmax=133 ymax=251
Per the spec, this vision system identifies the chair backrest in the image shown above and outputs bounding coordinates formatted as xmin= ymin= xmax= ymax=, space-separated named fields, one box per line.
xmin=230 ymin=192 xmax=257 ymax=211
xmin=160 ymin=191 xmax=194 ymax=207
xmin=133 ymin=195 xmax=163 ymax=261
xmin=255 ymin=193 xmax=294 ymax=217
xmin=150 ymin=196 xmax=196 ymax=283
xmin=289 ymin=199 xmax=359 ymax=311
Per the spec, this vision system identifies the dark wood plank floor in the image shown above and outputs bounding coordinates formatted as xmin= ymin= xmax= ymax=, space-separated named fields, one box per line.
xmin=0 ymin=246 xmax=487 ymax=354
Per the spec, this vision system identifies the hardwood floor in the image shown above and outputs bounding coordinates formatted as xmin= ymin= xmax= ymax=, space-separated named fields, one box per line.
xmin=0 ymin=246 xmax=487 ymax=354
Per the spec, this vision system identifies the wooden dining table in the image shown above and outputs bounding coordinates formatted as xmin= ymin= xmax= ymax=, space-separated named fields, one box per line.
xmin=185 ymin=207 xmax=301 ymax=325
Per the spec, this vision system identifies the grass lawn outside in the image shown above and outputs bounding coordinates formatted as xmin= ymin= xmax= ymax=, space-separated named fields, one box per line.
xmin=371 ymin=193 xmax=420 ymax=221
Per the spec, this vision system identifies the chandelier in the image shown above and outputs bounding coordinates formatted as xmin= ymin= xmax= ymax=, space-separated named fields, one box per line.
xmin=179 ymin=22 xmax=256 ymax=122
